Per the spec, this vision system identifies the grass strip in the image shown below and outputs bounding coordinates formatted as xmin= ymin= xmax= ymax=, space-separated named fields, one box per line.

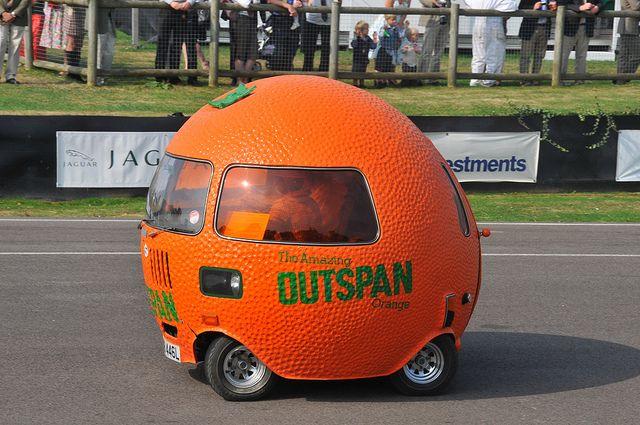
xmin=1 ymin=192 xmax=639 ymax=222
xmin=0 ymin=198 xmax=147 ymax=218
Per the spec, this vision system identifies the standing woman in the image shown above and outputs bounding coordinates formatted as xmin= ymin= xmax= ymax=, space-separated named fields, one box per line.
xmin=40 ymin=1 xmax=65 ymax=59
xmin=417 ymin=0 xmax=450 ymax=85
xmin=62 ymin=4 xmax=85 ymax=81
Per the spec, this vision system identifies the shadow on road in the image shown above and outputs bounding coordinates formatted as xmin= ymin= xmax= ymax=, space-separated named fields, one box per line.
xmin=188 ymin=332 xmax=640 ymax=402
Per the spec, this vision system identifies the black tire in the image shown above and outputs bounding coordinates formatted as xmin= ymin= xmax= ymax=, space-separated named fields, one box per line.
xmin=389 ymin=334 xmax=458 ymax=396
xmin=204 ymin=336 xmax=278 ymax=401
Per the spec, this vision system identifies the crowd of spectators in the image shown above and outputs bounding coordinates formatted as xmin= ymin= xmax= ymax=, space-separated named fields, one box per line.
xmin=0 ymin=0 xmax=639 ymax=86
xmin=1 ymin=0 xmax=116 ymax=84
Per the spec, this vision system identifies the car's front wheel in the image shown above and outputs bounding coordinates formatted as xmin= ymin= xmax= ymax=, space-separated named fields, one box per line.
xmin=204 ymin=336 xmax=278 ymax=401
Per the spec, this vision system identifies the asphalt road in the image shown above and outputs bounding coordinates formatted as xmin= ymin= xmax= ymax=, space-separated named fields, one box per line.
xmin=1 ymin=219 xmax=639 ymax=424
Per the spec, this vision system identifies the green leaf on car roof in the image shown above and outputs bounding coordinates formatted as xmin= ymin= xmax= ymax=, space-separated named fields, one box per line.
xmin=208 ymin=84 xmax=256 ymax=109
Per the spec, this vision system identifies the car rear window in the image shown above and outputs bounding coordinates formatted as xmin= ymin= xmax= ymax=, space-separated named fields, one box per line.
xmin=216 ymin=167 xmax=379 ymax=244
xmin=442 ymin=164 xmax=470 ymax=236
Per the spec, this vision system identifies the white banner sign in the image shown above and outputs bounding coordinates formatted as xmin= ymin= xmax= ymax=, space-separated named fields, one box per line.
xmin=426 ymin=132 xmax=540 ymax=183
xmin=57 ymin=132 xmax=174 ymax=188
xmin=616 ymin=130 xmax=640 ymax=182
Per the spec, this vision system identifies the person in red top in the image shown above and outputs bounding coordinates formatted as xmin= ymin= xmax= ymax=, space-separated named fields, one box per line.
xmin=19 ymin=0 xmax=46 ymax=61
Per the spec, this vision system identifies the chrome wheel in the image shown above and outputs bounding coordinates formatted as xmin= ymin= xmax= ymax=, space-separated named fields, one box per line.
xmin=402 ymin=342 xmax=445 ymax=384
xmin=223 ymin=345 xmax=267 ymax=389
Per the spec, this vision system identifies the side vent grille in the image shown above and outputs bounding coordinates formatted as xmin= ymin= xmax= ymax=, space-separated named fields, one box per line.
xmin=150 ymin=249 xmax=172 ymax=289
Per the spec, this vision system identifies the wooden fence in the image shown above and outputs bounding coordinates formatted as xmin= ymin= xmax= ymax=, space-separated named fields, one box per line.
xmin=25 ymin=0 xmax=640 ymax=87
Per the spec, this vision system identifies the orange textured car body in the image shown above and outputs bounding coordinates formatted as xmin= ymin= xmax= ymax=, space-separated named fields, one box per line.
xmin=140 ymin=75 xmax=481 ymax=380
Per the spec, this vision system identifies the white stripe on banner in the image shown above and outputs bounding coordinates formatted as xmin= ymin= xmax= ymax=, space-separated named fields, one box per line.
xmin=426 ymin=132 xmax=540 ymax=183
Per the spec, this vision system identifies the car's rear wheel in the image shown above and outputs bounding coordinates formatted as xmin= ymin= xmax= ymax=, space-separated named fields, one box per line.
xmin=204 ymin=336 xmax=277 ymax=401
xmin=389 ymin=334 xmax=457 ymax=396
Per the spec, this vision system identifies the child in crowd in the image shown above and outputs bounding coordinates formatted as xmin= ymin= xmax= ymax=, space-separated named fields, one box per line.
xmin=351 ymin=20 xmax=378 ymax=88
xmin=400 ymin=27 xmax=422 ymax=86
xmin=375 ymin=14 xmax=401 ymax=88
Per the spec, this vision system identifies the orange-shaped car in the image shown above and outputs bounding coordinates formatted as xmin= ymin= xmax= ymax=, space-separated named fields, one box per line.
xmin=140 ymin=75 xmax=485 ymax=401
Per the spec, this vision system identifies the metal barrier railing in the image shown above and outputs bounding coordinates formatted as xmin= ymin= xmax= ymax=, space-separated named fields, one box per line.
xmin=23 ymin=0 xmax=640 ymax=87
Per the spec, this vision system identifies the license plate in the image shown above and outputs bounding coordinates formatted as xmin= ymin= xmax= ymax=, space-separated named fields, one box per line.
xmin=163 ymin=339 xmax=181 ymax=363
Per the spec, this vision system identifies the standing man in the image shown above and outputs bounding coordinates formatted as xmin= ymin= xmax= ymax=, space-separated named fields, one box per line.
xmin=301 ymin=0 xmax=331 ymax=72
xmin=231 ymin=0 xmax=258 ymax=83
xmin=155 ymin=0 xmax=200 ymax=85
xmin=97 ymin=7 xmax=116 ymax=86
xmin=418 ymin=0 xmax=450 ymax=85
xmin=518 ymin=0 xmax=555 ymax=83
xmin=463 ymin=0 xmax=520 ymax=87
xmin=0 ymin=0 xmax=28 ymax=84
xmin=558 ymin=0 xmax=600 ymax=84
xmin=267 ymin=0 xmax=302 ymax=71
xmin=615 ymin=0 xmax=640 ymax=83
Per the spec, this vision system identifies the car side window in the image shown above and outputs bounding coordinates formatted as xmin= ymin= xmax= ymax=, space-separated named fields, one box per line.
xmin=215 ymin=166 xmax=379 ymax=245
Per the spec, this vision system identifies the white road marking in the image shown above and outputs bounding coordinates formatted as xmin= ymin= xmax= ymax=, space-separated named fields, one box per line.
xmin=0 ymin=252 xmax=638 ymax=258
xmin=483 ymin=253 xmax=640 ymax=257
xmin=0 ymin=219 xmax=140 ymax=223
xmin=1 ymin=218 xmax=639 ymax=226
xmin=478 ymin=222 xmax=640 ymax=227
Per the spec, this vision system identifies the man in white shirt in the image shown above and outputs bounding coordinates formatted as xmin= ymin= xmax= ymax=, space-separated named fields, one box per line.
xmin=462 ymin=0 xmax=520 ymax=87
xmin=301 ymin=0 xmax=331 ymax=72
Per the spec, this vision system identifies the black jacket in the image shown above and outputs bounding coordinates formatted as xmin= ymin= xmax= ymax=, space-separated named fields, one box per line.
xmin=518 ymin=0 xmax=552 ymax=40
xmin=557 ymin=0 xmax=601 ymax=38
xmin=351 ymin=35 xmax=377 ymax=64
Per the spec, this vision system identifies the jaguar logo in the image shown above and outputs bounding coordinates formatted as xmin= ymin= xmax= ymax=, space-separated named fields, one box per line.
xmin=65 ymin=149 xmax=95 ymax=161
xmin=63 ymin=149 xmax=98 ymax=168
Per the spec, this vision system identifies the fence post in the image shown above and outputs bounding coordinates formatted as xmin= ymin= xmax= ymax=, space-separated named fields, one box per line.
xmin=131 ymin=8 xmax=140 ymax=48
xmin=209 ymin=0 xmax=220 ymax=87
xmin=328 ymin=0 xmax=341 ymax=79
xmin=447 ymin=3 xmax=459 ymax=88
xmin=25 ymin=3 xmax=34 ymax=70
xmin=86 ymin=0 xmax=99 ymax=86
xmin=552 ymin=5 xmax=565 ymax=87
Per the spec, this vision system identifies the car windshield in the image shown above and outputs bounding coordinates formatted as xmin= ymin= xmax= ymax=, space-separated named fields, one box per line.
xmin=216 ymin=167 xmax=379 ymax=244
xmin=146 ymin=155 xmax=212 ymax=234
